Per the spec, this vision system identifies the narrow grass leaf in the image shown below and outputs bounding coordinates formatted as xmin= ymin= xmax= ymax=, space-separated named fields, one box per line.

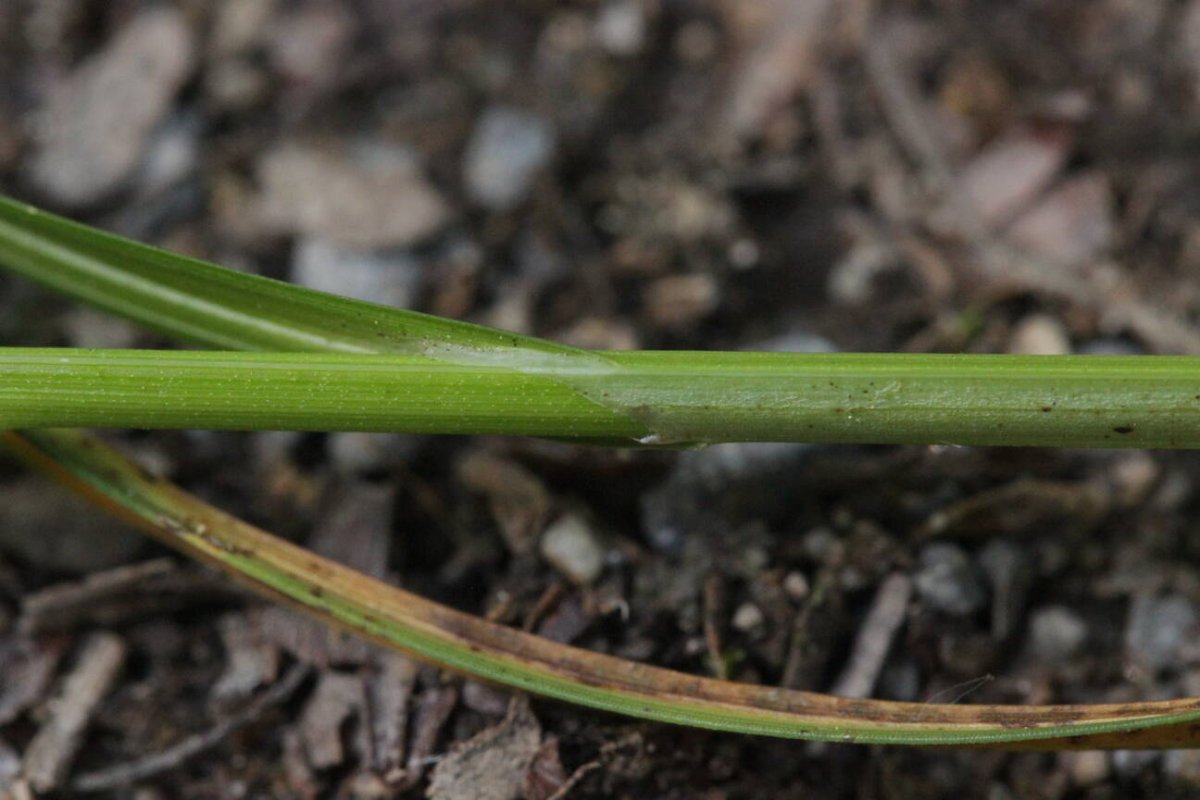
xmin=7 ymin=427 xmax=1200 ymax=748
xmin=5 ymin=196 xmax=1200 ymax=747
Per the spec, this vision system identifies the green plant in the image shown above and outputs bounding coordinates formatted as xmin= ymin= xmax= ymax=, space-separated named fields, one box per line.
xmin=3 ymin=194 xmax=1200 ymax=748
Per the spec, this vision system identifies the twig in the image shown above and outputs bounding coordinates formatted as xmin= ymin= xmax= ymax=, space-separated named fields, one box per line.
xmin=72 ymin=663 xmax=309 ymax=792
xmin=782 ymin=543 xmax=844 ymax=690
xmin=19 ymin=558 xmax=238 ymax=635
xmin=703 ymin=574 xmax=728 ymax=680
xmin=23 ymin=632 xmax=127 ymax=793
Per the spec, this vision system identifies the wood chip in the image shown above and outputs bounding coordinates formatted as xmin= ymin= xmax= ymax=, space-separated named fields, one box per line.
xmin=830 ymin=573 xmax=912 ymax=699
xmin=458 ymin=451 xmax=551 ymax=555
xmin=300 ymin=672 xmax=365 ymax=770
xmin=364 ymin=652 xmax=420 ymax=783
xmin=716 ymin=0 xmax=838 ymax=143
xmin=534 ymin=592 xmax=593 ymax=645
xmin=398 ymin=683 xmax=458 ymax=790
xmin=427 ymin=698 xmax=543 ymax=800
xmin=22 ymin=632 xmax=127 ymax=793
xmin=954 ymin=126 xmax=1073 ymax=227
xmin=461 ymin=681 xmax=512 ymax=717
xmin=523 ymin=736 xmax=569 ymax=800
xmin=1007 ymin=172 xmax=1114 ymax=265
xmin=0 ymin=638 xmax=64 ymax=726
xmin=211 ymin=612 xmax=281 ymax=702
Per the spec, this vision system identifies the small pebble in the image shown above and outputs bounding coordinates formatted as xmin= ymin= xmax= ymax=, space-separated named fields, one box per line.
xmin=1107 ymin=453 xmax=1160 ymax=508
xmin=1125 ymin=593 xmax=1199 ymax=672
xmin=731 ymin=603 xmax=764 ymax=632
xmin=800 ymin=527 xmax=838 ymax=561
xmin=209 ymin=0 xmax=277 ymax=56
xmin=595 ymin=0 xmax=645 ymax=55
xmin=540 ymin=513 xmax=605 ymax=585
xmin=463 ymin=106 xmax=556 ymax=211
xmin=1164 ymin=749 xmax=1200 ymax=783
xmin=784 ymin=571 xmax=810 ymax=601
xmin=205 ymin=59 xmax=269 ymax=111
xmin=827 ymin=240 xmax=898 ymax=305
xmin=266 ymin=3 xmax=355 ymax=85
xmin=642 ymin=273 xmax=718 ymax=328
xmin=259 ymin=141 xmax=449 ymax=249
xmin=751 ymin=329 xmax=838 ymax=354
xmin=63 ymin=308 xmax=140 ymax=349
xmin=136 ymin=113 xmax=200 ymax=195
xmin=1076 ymin=338 xmax=1143 ymax=356
xmin=1028 ymin=605 xmax=1088 ymax=663
xmin=1111 ymin=749 xmax=1159 ymax=779
xmin=879 ymin=657 xmax=921 ymax=702
xmin=327 ymin=432 xmax=418 ymax=475
xmin=0 ymin=739 xmax=20 ymax=786
xmin=1061 ymin=750 xmax=1109 ymax=786
xmin=291 ymin=237 xmax=422 ymax=308
xmin=1008 ymin=313 xmax=1070 ymax=355
xmin=913 ymin=543 xmax=988 ymax=616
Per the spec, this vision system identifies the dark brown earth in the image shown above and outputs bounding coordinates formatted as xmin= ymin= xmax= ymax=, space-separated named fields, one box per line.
xmin=5 ymin=1 xmax=1200 ymax=797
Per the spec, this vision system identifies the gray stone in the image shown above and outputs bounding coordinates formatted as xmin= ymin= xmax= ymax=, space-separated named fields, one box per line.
xmin=751 ymin=330 xmax=838 ymax=354
xmin=327 ymin=432 xmax=418 ymax=475
xmin=463 ymin=106 xmax=555 ymax=211
xmin=540 ymin=513 xmax=604 ymax=585
xmin=1008 ymin=314 xmax=1070 ymax=355
xmin=1164 ymin=748 xmax=1200 ymax=783
xmin=731 ymin=603 xmax=764 ymax=632
xmin=1125 ymin=593 xmax=1199 ymax=672
xmin=1076 ymin=338 xmax=1143 ymax=356
xmin=1111 ymin=749 xmax=1159 ymax=778
xmin=63 ymin=308 xmax=140 ymax=349
xmin=136 ymin=113 xmax=200 ymax=195
xmin=1028 ymin=606 xmax=1088 ymax=663
xmin=913 ymin=543 xmax=987 ymax=616
xmin=595 ymin=0 xmax=646 ymax=55
xmin=291 ymin=237 xmax=422 ymax=308
xmin=29 ymin=8 xmax=196 ymax=206
xmin=260 ymin=141 xmax=449 ymax=248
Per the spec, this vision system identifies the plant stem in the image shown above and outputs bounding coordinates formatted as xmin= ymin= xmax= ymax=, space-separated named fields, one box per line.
xmin=4 ymin=347 xmax=1200 ymax=447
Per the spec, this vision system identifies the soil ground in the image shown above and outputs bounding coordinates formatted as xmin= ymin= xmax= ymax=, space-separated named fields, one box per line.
xmin=5 ymin=1 xmax=1200 ymax=797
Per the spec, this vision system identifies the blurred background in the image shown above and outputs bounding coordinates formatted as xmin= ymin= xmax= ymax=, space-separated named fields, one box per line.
xmin=3 ymin=0 xmax=1200 ymax=796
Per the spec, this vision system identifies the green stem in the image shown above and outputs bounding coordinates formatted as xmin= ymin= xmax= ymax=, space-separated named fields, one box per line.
xmin=4 ymin=347 xmax=1199 ymax=447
